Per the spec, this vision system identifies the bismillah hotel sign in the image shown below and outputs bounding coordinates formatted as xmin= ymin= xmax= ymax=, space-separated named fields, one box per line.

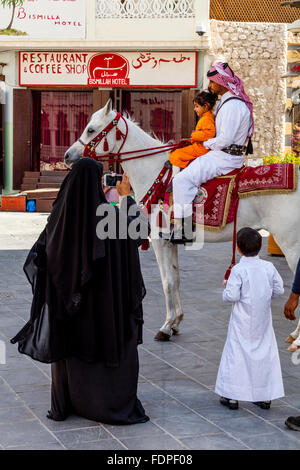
xmin=19 ymin=51 xmax=198 ymax=87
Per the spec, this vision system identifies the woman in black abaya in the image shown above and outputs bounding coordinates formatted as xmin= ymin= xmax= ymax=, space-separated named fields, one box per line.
xmin=11 ymin=158 xmax=149 ymax=425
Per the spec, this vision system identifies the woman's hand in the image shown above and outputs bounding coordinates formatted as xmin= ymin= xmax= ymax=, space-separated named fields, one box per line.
xmin=101 ymin=177 xmax=111 ymax=195
xmin=116 ymin=172 xmax=131 ymax=197
xmin=284 ymin=292 xmax=299 ymax=321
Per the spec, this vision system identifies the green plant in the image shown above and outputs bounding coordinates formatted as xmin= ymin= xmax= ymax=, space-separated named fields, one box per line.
xmin=263 ymin=150 xmax=300 ymax=165
xmin=0 ymin=0 xmax=24 ymax=30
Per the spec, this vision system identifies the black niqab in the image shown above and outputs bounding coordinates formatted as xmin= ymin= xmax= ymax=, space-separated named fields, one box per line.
xmin=11 ymin=158 xmax=146 ymax=367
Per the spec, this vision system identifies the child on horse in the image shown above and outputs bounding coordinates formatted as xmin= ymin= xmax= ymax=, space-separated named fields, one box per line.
xmin=168 ymin=62 xmax=253 ymax=244
xmin=169 ymin=91 xmax=218 ymax=169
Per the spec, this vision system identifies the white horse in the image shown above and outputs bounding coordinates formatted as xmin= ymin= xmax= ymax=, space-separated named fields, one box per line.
xmin=64 ymin=99 xmax=300 ymax=341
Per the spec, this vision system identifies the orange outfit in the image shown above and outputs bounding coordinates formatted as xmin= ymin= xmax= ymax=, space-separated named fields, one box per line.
xmin=169 ymin=111 xmax=216 ymax=169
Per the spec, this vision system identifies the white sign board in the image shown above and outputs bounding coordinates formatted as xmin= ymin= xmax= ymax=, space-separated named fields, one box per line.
xmin=19 ymin=51 xmax=197 ymax=87
xmin=0 ymin=0 xmax=85 ymax=39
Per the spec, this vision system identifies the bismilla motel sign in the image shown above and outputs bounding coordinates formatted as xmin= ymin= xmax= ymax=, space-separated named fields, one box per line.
xmin=19 ymin=51 xmax=198 ymax=88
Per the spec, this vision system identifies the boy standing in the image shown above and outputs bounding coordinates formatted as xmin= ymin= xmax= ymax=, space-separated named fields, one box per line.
xmin=215 ymin=227 xmax=285 ymax=410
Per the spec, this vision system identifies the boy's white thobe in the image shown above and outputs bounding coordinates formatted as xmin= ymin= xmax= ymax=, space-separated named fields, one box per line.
xmin=215 ymin=255 xmax=285 ymax=402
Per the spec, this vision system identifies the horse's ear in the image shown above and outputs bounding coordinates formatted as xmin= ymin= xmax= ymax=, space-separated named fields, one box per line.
xmin=103 ymin=98 xmax=112 ymax=115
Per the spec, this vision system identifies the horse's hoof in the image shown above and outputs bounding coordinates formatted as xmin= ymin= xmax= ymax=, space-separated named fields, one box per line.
xmin=154 ymin=331 xmax=170 ymax=342
xmin=285 ymin=335 xmax=295 ymax=344
xmin=288 ymin=344 xmax=300 ymax=352
xmin=172 ymin=328 xmax=179 ymax=336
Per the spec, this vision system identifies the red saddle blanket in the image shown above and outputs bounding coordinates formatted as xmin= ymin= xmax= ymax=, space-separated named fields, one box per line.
xmin=164 ymin=163 xmax=298 ymax=231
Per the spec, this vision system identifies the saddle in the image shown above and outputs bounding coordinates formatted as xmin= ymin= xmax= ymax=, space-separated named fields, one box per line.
xmin=162 ymin=163 xmax=298 ymax=231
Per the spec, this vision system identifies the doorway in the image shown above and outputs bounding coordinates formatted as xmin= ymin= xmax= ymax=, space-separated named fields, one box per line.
xmin=0 ymin=103 xmax=4 ymax=190
xmin=122 ymin=90 xmax=182 ymax=143
xmin=39 ymin=91 xmax=93 ymax=171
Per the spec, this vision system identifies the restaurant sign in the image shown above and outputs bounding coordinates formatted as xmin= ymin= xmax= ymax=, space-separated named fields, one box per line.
xmin=19 ymin=51 xmax=197 ymax=87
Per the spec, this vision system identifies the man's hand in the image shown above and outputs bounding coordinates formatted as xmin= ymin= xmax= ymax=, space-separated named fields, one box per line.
xmin=284 ymin=292 xmax=299 ymax=321
xmin=116 ymin=172 xmax=131 ymax=197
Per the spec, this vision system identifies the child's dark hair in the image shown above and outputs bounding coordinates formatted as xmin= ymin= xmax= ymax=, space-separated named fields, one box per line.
xmin=193 ymin=91 xmax=218 ymax=110
xmin=237 ymin=227 xmax=262 ymax=257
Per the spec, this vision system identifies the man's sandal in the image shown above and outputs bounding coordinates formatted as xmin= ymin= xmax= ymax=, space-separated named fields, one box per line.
xmin=219 ymin=396 xmax=239 ymax=410
xmin=253 ymin=401 xmax=271 ymax=410
xmin=285 ymin=416 xmax=300 ymax=431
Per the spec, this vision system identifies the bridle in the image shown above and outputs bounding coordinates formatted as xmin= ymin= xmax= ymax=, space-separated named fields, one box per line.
xmin=78 ymin=112 xmax=128 ymax=163
xmin=77 ymin=111 xmax=189 ymax=215
xmin=78 ymin=111 xmax=185 ymax=165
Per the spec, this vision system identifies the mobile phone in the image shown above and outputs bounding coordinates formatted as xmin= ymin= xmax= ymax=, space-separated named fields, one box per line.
xmin=103 ymin=173 xmax=123 ymax=187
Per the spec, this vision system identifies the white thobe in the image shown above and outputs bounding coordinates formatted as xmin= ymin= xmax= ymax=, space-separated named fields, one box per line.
xmin=173 ymin=91 xmax=251 ymax=218
xmin=215 ymin=256 xmax=285 ymax=402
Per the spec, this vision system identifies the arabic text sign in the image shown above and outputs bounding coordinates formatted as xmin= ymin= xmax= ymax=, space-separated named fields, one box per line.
xmin=19 ymin=51 xmax=197 ymax=87
xmin=0 ymin=0 xmax=85 ymax=39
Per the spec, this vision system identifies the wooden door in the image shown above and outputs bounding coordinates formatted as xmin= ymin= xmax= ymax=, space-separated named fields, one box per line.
xmin=32 ymin=91 xmax=41 ymax=172
xmin=93 ymin=89 xmax=111 ymax=113
xmin=0 ymin=103 xmax=4 ymax=190
xmin=181 ymin=89 xmax=197 ymax=139
xmin=13 ymin=88 xmax=32 ymax=190
xmin=294 ymin=104 xmax=300 ymax=125
xmin=93 ymin=89 xmax=113 ymax=172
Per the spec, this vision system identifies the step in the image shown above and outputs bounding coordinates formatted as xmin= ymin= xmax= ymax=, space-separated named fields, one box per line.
xmin=22 ymin=189 xmax=60 ymax=200
xmin=24 ymin=171 xmax=40 ymax=178
xmin=40 ymin=171 xmax=69 ymax=177
xmin=21 ymin=184 xmax=37 ymax=191
xmin=39 ymin=176 xmax=66 ymax=184
xmin=37 ymin=183 xmax=62 ymax=189
xmin=36 ymin=198 xmax=55 ymax=213
xmin=22 ymin=177 xmax=39 ymax=185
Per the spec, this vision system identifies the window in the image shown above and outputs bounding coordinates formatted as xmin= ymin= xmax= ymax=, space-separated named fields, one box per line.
xmin=40 ymin=91 xmax=93 ymax=171
xmin=123 ymin=91 xmax=182 ymax=143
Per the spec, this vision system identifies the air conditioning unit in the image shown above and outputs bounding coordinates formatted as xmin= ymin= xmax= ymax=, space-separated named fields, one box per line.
xmin=281 ymin=1 xmax=300 ymax=7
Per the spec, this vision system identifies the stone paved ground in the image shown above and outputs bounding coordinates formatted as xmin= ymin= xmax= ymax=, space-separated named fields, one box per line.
xmin=1 ymin=212 xmax=300 ymax=450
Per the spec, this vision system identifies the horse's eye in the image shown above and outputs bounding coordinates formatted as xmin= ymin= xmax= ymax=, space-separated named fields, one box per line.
xmin=87 ymin=128 xmax=94 ymax=134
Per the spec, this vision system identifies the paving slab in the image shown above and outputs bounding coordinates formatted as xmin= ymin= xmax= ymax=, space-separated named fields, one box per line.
xmin=241 ymin=431 xmax=300 ymax=450
xmin=181 ymin=433 xmax=249 ymax=450
xmin=0 ymin=213 xmax=299 ymax=449
xmin=0 ymin=419 xmax=60 ymax=448
xmin=120 ymin=435 xmax=187 ymax=450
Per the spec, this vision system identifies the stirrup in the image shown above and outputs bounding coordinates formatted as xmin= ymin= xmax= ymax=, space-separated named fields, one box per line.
xmin=169 ymin=227 xmax=193 ymax=244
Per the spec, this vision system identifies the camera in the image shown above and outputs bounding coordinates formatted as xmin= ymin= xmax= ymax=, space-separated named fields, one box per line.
xmin=103 ymin=173 xmax=123 ymax=187
xmin=195 ymin=24 xmax=206 ymax=36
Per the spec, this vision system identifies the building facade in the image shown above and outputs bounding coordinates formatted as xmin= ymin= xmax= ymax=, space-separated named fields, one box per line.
xmin=0 ymin=0 xmax=210 ymax=193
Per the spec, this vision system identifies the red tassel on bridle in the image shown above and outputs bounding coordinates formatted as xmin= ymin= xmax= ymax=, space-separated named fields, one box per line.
xmin=224 ymin=263 xmax=235 ymax=284
xmin=103 ymin=137 xmax=109 ymax=152
xmin=141 ymin=239 xmax=150 ymax=251
xmin=116 ymin=127 xmax=122 ymax=141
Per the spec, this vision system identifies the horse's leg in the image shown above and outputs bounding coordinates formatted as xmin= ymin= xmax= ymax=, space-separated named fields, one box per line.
xmin=170 ymin=244 xmax=184 ymax=335
xmin=151 ymin=238 xmax=178 ymax=341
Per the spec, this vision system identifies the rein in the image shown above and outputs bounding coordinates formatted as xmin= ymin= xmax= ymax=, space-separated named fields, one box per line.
xmin=80 ymin=112 xmax=188 ymax=164
xmin=224 ymin=166 xmax=246 ymax=282
xmin=79 ymin=112 xmax=188 ymax=215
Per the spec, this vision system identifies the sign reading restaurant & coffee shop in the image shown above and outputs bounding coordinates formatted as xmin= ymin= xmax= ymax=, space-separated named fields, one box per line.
xmin=19 ymin=51 xmax=197 ymax=87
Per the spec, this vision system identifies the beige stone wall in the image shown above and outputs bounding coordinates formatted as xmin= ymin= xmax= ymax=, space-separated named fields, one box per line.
xmin=208 ymin=19 xmax=287 ymax=160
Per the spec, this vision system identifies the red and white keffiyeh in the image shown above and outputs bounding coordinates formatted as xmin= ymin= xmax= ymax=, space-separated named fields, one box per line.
xmin=207 ymin=62 xmax=254 ymax=137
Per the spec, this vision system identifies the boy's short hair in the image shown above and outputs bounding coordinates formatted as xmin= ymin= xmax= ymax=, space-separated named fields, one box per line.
xmin=237 ymin=227 xmax=262 ymax=257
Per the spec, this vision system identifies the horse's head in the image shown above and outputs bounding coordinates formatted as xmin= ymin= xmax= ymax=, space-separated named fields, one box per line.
xmin=64 ymin=99 xmax=117 ymax=167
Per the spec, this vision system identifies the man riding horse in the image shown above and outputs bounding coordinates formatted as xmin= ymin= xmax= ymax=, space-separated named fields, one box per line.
xmin=169 ymin=62 xmax=254 ymax=243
